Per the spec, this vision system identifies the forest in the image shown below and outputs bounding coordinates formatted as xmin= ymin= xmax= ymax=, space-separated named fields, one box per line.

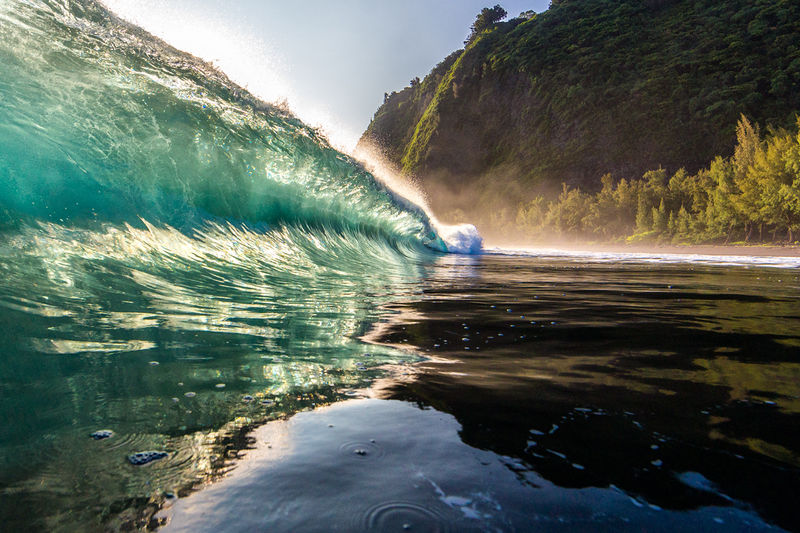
xmin=513 ymin=116 xmax=800 ymax=244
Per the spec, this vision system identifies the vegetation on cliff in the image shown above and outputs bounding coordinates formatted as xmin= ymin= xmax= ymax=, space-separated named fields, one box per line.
xmin=358 ymin=0 xmax=800 ymax=242
xmin=516 ymin=116 xmax=800 ymax=244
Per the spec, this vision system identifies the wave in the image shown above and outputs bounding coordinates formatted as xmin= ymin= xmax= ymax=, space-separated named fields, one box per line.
xmin=0 ymin=2 xmax=484 ymax=528
xmin=0 ymin=0 xmax=481 ymax=254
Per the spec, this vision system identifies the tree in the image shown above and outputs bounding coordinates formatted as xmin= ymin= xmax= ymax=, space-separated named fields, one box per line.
xmin=751 ymin=131 xmax=796 ymax=241
xmin=652 ymin=198 xmax=668 ymax=234
xmin=675 ymin=206 xmax=691 ymax=238
xmin=731 ymin=116 xmax=764 ymax=239
xmin=635 ymin=192 xmax=651 ymax=234
xmin=466 ymin=5 xmax=507 ymax=43
xmin=544 ymin=184 xmax=591 ymax=236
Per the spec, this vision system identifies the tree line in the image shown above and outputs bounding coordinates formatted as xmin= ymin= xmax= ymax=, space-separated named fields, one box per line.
xmin=515 ymin=116 xmax=800 ymax=244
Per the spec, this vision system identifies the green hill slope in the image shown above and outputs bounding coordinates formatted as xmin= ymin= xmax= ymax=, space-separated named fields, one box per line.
xmin=357 ymin=0 xmax=800 ymax=236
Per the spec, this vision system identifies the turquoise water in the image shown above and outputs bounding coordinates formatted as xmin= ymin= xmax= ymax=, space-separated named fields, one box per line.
xmin=0 ymin=0 xmax=462 ymax=529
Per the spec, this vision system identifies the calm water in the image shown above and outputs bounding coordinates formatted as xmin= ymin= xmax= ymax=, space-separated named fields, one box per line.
xmin=373 ymin=254 xmax=800 ymax=531
xmin=3 ymin=252 xmax=799 ymax=531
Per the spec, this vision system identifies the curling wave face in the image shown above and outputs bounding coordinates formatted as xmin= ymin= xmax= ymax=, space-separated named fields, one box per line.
xmin=0 ymin=0 xmax=483 ymax=253
xmin=0 ymin=0 xmax=480 ymax=528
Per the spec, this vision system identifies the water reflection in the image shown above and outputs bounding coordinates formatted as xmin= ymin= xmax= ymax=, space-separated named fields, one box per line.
xmin=162 ymin=399 xmax=781 ymax=532
xmin=0 ymin=220 xmax=433 ymax=530
xmin=376 ymin=254 xmax=800 ymax=531
xmin=2 ymin=236 xmax=799 ymax=530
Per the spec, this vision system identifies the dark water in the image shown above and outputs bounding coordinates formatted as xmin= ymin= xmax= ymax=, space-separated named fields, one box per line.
xmin=158 ymin=253 xmax=800 ymax=532
xmin=1 ymin=247 xmax=799 ymax=530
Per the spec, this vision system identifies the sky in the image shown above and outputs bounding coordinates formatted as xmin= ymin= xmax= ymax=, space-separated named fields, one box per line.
xmin=103 ymin=0 xmax=551 ymax=150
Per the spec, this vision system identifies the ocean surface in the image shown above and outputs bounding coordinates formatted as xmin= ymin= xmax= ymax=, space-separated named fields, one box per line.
xmin=0 ymin=1 xmax=798 ymax=531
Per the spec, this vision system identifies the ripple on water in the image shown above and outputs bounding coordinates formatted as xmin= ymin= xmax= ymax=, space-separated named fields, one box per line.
xmin=103 ymin=431 xmax=156 ymax=451
xmin=338 ymin=439 xmax=385 ymax=460
xmin=360 ymin=501 xmax=451 ymax=533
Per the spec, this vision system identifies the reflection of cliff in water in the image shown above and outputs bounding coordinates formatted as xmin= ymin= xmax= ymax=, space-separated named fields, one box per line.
xmin=372 ymin=254 xmax=800 ymax=531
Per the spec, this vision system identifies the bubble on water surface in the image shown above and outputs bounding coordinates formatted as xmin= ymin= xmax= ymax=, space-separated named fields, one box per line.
xmin=339 ymin=440 xmax=385 ymax=460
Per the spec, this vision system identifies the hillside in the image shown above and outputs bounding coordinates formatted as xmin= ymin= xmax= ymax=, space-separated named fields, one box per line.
xmin=357 ymin=0 xmax=800 ymax=237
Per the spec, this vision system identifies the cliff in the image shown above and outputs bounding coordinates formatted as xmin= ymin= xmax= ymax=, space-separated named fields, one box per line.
xmin=357 ymin=0 xmax=800 ymax=232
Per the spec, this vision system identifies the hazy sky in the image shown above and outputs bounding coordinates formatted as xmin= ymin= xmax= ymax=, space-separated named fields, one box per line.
xmin=104 ymin=0 xmax=550 ymax=149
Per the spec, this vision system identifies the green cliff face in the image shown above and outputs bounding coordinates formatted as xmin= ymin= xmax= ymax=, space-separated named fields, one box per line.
xmin=358 ymin=0 xmax=800 ymax=228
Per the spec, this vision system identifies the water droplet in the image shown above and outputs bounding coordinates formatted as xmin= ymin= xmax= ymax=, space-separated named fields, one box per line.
xmin=215 ymin=383 xmax=226 ymax=389
xmin=90 ymin=429 xmax=113 ymax=440
xmin=184 ymin=392 xmax=196 ymax=398
xmin=128 ymin=451 xmax=168 ymax=466
xmin=148 ymin=361 xmax=159 ymax=366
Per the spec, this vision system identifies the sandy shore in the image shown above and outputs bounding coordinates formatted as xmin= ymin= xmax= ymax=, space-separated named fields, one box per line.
xmin=490 ymin=242 xmax=800 ymax=258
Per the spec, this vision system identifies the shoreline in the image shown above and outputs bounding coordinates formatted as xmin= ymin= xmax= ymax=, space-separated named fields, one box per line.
xmin=486 ymin=241 xmax=800 ymax=258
